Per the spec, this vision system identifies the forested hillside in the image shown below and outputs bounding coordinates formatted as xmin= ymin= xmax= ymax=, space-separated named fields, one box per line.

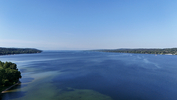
xmin=0 ymin=47 xmax=42 ymax=55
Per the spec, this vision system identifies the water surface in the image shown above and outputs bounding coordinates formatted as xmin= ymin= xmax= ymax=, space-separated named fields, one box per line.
xmin=1 ymin=51 xmax=177 ymax=100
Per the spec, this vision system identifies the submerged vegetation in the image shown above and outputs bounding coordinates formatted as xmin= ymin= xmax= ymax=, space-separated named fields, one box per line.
xmin=0 ymin=47 xmax=42 ymax=55
xmin=56 ymin=88 xmax=113 ymax=100
xmin=0 ymin=61 xmax=21 ymax=92
xmin=95 ymin=48 xmax=177 ymax=55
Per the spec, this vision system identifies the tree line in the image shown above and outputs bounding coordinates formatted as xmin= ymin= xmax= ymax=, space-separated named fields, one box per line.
xmin=0 ymin=47 xmax=42 ymax=55
xmin=94 ymin=48 xmax=177 ymax=55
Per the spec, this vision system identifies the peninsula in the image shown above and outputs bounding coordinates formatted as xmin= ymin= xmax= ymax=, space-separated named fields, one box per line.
xmin=0 ymin=47 xmax=42 ymax=55
xmin=0 ymin=61 xmax=21 ymax=98
xmin=94 ymin=48 xmax=177 ymax=55
xmin=0 ymin=47 xmax=41 ymax=98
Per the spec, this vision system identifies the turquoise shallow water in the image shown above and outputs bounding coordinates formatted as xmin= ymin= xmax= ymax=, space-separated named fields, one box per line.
xmin=1 ymin=51 xmax=177 ymax=100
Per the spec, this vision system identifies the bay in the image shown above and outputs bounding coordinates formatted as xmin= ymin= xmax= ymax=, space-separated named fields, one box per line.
xmin=1 ymin=51 xmax=177 ymax=100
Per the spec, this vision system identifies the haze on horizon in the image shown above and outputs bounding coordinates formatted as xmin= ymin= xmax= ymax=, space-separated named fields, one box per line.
xmin=0 ymin=0 xmax=177 ymax=50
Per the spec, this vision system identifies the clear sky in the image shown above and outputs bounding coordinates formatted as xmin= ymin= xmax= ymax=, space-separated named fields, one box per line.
xmin=0 ymin=0 xmax=177 ymax=50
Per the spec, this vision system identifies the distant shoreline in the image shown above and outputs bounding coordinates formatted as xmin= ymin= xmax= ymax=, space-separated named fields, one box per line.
xmin=93 ymin=48 xmax=177 ymax=55
xmin=0 ymin=52 xmax=41 ymax=56
xmin=0 ymin=47 xmax=42 ymax=56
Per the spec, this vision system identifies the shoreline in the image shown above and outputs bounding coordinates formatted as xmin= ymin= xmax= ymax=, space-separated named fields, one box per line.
xmin=0 ymin=81 xmax=21 ymax=99
xmin=1 ymin=81 xmax=21 ymax=94
xmin=0 ymin=52 xmax=41 ymax=56
xmin=94 ymin=51 xmax=176 ymax=55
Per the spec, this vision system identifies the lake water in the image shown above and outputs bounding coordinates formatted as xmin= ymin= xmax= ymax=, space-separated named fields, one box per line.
xmin=1 ymin=51 xmax=177 ymax=100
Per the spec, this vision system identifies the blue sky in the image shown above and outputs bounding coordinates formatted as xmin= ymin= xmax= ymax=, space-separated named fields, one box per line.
xmin=0 ymin=0 xmax=177 ymax=50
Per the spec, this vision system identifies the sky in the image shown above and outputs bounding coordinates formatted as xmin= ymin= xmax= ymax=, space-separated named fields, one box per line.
xmin=0 ymin=0 xmax=177 ymax=50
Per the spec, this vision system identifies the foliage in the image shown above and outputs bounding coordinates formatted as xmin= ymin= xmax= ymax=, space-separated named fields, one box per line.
xmin=0 ymin=47 xmax=42 ymax=55
xmin=0 ymin=61 xmax=21 ymax=89
xmin=95 ymin=48 xmax=177 ymax=55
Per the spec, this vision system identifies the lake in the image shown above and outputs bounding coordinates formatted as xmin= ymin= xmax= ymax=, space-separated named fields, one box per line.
xmin=1 ymin=51 xmax=177 ymax=100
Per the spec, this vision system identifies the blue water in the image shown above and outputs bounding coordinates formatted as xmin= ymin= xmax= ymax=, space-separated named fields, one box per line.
xmin=1 ymin=51 xmax=177 ymax=100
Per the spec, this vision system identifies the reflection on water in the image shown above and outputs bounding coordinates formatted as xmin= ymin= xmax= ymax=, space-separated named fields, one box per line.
xmin=1 ymin=51 xmax=177 ymax=100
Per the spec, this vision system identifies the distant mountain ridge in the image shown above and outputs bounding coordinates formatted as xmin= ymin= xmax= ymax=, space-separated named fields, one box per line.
xmin=0 ymin=47 xmax=42 ymax=55
xmin=94 ymin=48 xmax=177 ymax=55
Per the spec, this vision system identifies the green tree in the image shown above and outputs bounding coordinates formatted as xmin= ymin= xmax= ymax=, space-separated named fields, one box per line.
xmin=0 ymin=61 xmax=21 ymax=87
